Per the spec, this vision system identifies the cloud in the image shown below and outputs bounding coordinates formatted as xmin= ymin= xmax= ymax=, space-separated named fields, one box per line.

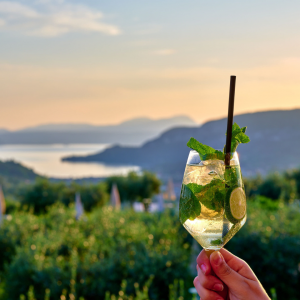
xmin=0 ymin=2 xmax=38 ymax=17
xmin=0 ymin=1 xmax=121 ymax=37
xmin=153 ymin=49 xmax=176 ymax=56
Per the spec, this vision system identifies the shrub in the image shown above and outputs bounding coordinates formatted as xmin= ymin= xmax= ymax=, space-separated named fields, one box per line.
xmin=244 ymin=172 xmax=297 ymax=203
xmin=1 ymin=199 xmax=300 ymax=300
xmin=106 ymin=171 xmax=161 ymax=204
xmin=1 ymin=205 xmax=192 ymax=300
xmin=20 ymin=179 xmax=65 ymax=214
xmin=60 ymin=183 xmax=108 ymax=212
xmin=226 ymin=201 xmax=300 ymax=300
xmin=252 ymin=195 xmax=280 ymax=211
xmin=19 ymin=180 xmax=109 ymax=214
xmin=5 ymin=198 xmax=21 ymax=214
xmin=257 ymin=172 xmax=296 ymax=202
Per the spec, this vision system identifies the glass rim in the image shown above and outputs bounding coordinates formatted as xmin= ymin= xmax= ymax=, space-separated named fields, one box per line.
xmin=187 ymin=150 xmax=240 ymax=165
xmin=189 ymin=150 xmax=238 ymax=155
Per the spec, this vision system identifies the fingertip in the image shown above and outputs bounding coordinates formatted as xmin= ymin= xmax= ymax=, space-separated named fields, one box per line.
xmin=196 ymin=249 xmax=211 ymax=274
xmin=210 ymin=251 xmax=224 ymax=266
xmin=193 ymin=276 xmax=199 ymax=287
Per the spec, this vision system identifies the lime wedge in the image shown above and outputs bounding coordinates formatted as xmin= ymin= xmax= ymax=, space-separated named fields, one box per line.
xmin=225 ymin=187 xmax=246 ymax=224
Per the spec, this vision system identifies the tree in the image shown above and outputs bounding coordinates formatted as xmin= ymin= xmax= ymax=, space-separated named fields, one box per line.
xmin=59 ymin=182 xmax=109 ymax=211
xmin=257 ymin=172 xmax=296 ymax=203
xmin=20 ymin=180 xmax=109 ymax=214
xmin=106 ymin=171 xmax=161 ymax=204
xmin=20 ymin=179 xmax=64 ymax=214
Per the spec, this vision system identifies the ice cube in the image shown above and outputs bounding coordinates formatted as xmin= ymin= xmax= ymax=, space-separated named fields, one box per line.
xmin=208 ymin=171 xmax=218 ymax=176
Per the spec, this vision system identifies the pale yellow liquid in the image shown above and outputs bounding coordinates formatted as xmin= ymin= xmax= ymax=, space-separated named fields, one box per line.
xmin=182 ymin=161 xmax=246 ymax=250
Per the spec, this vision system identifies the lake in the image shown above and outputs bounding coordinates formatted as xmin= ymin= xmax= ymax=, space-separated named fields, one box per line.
xmin=0 ymin=144 xmax=139 ymax=179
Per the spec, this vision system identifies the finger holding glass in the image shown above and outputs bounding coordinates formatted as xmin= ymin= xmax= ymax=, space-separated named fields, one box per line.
xmin=194 ymin=248 xmax=271 ymax=300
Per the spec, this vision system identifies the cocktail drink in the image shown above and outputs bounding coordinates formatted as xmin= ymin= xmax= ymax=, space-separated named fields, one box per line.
xmin=180 ymin=150 xmax=246 ymax=250
xmin=179 ymin=122 xmax=250 ymax=252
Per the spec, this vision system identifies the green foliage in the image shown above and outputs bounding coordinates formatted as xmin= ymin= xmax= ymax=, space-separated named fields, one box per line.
xmin=0 ymin=160 xmax=38 ymax=181
xmin=5 ymin=198 xmax=21 ymax=214
xmin=0 ymin=161 xmax=40 ymax=199
xmin=226 ymin=123 xmax=250 ymax=153
xmin=187 ymin=122 xmax=250 ymax=161
xmin=252 ymin=195 xmax=280 ymax=211
xmin=243 ymin=175 xmax=264 ymax=198
xmin=60 ymin=183 xmax=108 ymax=212
xmin=168 ymin=279 xmax=185 ymax=300
xmin=19 ymin=180 xmax=108 ymax=214
xmin=20 ymin=278 xmax=185 ymax=300
xmin=1 ymin=170 xmax=300 ymax=300
xmin=1 ymin=205 xmax=192 ymax=300
xmin=179 ymin=184 xmax=201 ymax=223
xmin=245 ymin=172 xmax=296 ymax=203
xmin=257 ymin=173 xmax=296 ymax=202
xmin=186 ymin=138 xmax=223 ymax=160
xmin=180 ymin=166 xmax=243 ymax=223
xmin=226 ymin=201 xmax=300 ymax=300
xmin=106 ymin=171 xmax=161 ymax=204
xmin=20 ymin=179 xmax=65 ymax=214
xmin=285 ymin=168 xmax=300 ymax=197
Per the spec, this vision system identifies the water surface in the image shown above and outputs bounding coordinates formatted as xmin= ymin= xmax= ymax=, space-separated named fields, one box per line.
xmin=0 ymin=144 xmax=139 ymax=178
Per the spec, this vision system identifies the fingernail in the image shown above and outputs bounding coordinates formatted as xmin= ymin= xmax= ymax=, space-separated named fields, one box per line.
xmin=211 ymin=251 xmax=223 ymax=266
xmin=200 ymin=264 xmax=207 ymax=274
xmin=213 ymin=283 xmax=224 ymax=291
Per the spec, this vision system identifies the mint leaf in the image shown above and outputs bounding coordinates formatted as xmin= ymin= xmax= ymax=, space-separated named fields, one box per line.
xmin=180 ymin=179 xmax=227 ymax=223
xmin=224 ymin=123 xmax=250 ymax=153
xmin=224 ymin=166 xmax=242 ymax=188
xmin=211 ymin=239 xmax=223 ymax=245
xmin=235 ymin=132 xmax=250 ymax=144
xmin=187 ymin=138 xmax=215 ymax=160
xmin=186 ymin=182 xmax=203 ymax=194
xmin=231 ymin=123 xmax=241 ymax=137
xmin=179 ymin=184 xmax=201 ymax=224
xmin=187 ymin=138 xmax=225 ymax=161
xmin=187 ymin=123 xmax=250 ymax=161
xmin=230 ymin=140 xmax=239 ymax=153
xmin=203 ymin=151 xmax=225 ymax=161
xmin=187 ymin=179 xmax=225 ymax=212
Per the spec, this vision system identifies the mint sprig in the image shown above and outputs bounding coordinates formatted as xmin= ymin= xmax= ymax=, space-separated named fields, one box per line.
xmin=179 ymin=166 xmax=244 ymax=224
xmin=179 ymin=184 xmax=201 ymax=224
xmin=187 ymin=122 xmax=250 ymax=161
xmin=224 ymin=123 xmax=250 ymax=153
xmin=179 ymin=179 xmax=226 ymax=224
xmin=187 ymin=138 xmax=224 ymax=161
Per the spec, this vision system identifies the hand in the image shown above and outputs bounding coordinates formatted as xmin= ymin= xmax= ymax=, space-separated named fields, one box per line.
xmin=193 ymin=248 xmax=271 ymax=300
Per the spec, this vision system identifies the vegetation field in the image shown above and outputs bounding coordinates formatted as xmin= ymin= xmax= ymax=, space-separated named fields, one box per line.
xmin=1 ymin=163 xmax=300 ymax=300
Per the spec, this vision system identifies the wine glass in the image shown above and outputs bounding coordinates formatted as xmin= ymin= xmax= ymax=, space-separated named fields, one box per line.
xmin=179 ymin=150 xmax=246 ymax=254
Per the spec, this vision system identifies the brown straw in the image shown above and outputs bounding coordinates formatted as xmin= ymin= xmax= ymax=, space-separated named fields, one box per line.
xmin=225 ymin=76 xmax=236 ymax=166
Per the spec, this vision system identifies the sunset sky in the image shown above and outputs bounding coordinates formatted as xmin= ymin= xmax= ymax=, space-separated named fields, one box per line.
xmin=1 ymin=0 xmax=300 ymax=129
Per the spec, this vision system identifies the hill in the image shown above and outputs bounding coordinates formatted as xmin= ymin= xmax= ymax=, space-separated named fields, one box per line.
xmin=0 ymin=160 xmax=39 ymax=181
xmin=0 ymin=160 xmax=41 ymax=183
xmin=0 ymin=116 xmax=196 ymax=146
xmin=62 ymin=109 xmax=300 ymax=179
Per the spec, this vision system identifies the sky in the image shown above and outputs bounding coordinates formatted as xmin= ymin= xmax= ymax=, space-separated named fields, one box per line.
xmin=1 ymin=0 xmax=300 ymax=129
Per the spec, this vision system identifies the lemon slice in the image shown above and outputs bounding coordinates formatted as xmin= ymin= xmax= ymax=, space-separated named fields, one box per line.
xmin=225 ymin=187 xmax=246 ymax=224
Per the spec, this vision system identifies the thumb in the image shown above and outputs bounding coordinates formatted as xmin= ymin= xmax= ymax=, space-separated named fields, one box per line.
xmin=210 ymin=251 xmax=243 ymax=288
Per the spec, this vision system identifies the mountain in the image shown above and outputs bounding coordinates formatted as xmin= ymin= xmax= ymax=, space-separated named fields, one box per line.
xmin=62 ymin=109 xmax=300 ymax=179
xmin=0 ymin=116 xmax=197 ymax=146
